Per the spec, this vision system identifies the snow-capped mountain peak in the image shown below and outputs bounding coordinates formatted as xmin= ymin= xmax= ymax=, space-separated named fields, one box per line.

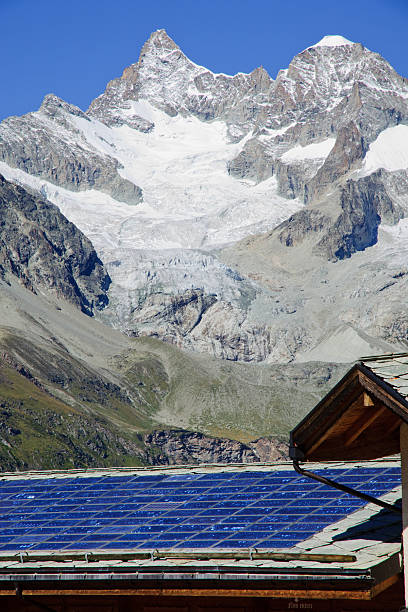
xmin=143 ymin=28 xmax=179 ymax=50
xmin=1 ymin=31 xmax=408 ymax=364
xmin=312 ymin=35 xmax=355 ymax=48
xmin=87 ymin=30 xmax=274 ymax=142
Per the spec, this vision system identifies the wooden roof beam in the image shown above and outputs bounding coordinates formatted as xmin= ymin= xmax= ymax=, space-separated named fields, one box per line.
xmin=306 ymin=395 xmax=366 ymax=457
xmin=386 ymin=418 xmax=402 ymax=436
xmin=307 ymin=415 xmax=350 ymax=457
xmin=344 ymin=404 xmax=388 ymax=448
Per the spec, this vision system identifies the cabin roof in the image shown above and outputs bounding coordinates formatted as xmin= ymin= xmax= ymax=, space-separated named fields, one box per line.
xmin=0 ymin=461 xmax=401 ymax=598
xmin=290 ymin=353 xmax=408 ymax=462
xmin=360 ymin=352 xmax=408 ymax=397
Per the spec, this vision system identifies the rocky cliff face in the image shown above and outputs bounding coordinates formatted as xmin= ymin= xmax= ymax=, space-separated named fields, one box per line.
xmin=0 ymin=174 xmax=110 ymax=315
xmin=277 ymin=169 xmax=404 ymax=261
xmin=0 ymin=31 xmax=408 ymax=363
xmin=143 ymin=430 xmax=288 ymax=465
xmin=228 ymin=39 xmax=408 ymax=194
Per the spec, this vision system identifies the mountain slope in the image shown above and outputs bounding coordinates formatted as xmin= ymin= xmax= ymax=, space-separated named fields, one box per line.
xmin=0 ymin=276 xmax=345 ymax=470
xmin=0 ymin=172 xmax=342 ymax=468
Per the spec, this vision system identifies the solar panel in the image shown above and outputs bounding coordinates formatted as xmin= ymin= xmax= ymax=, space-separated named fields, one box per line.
xmin=0 ymin=466 xmax=401 ymax=552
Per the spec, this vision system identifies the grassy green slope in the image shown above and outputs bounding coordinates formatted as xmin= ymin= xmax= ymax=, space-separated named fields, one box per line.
xmin=113 ymin=337 xmax=348 ymax=442
xmin=0 ymin=365 xmax=146 ymax=471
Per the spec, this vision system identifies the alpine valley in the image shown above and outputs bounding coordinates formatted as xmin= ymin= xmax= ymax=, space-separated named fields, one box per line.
xmin=0 ymin=30 xmax=407 ymax=469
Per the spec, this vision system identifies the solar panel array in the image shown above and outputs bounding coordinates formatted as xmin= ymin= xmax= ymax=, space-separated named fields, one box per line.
xmin=0 ymin=467 xmax=401 ymax=552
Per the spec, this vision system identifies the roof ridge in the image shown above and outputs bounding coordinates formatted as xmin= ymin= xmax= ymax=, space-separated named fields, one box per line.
xmin=360 ymin=352 xmax=408 ymax=362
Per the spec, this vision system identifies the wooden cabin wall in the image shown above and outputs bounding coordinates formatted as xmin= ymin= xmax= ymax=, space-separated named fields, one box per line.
xmin=0 ymin=577 xmax=404 ymax=612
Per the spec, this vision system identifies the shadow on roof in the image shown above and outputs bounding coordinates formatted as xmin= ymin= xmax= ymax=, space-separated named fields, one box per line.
xmin=332 ymin=501 xmax=402 ymax=543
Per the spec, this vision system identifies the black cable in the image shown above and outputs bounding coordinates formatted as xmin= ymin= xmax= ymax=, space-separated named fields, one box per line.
xmin=293 ymin=460 xmax=401 ymax=515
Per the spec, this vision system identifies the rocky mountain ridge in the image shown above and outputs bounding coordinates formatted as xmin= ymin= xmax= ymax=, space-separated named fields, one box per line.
xmin=142 ymin=431 xmax=289 ymax=466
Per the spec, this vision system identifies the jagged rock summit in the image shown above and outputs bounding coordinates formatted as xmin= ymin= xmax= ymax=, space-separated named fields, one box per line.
xmin=88 ymin=28 xmax=274 ymax=141
xmin=0 ymin=30 xmax=408 ymax=363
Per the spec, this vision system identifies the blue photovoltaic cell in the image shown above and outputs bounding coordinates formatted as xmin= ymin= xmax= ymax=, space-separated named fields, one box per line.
xmin=0 ymin=466 xmax=401 ymax=552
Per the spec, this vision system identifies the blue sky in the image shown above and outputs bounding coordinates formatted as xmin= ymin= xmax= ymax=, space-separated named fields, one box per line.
xmin=0 ymin=0 xmax=407 ymax=121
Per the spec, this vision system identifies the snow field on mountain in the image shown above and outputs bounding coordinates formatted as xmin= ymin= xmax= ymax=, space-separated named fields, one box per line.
xmin=0 ymin=100 xmax=303 ymax=253
xmin=0 ymin=160 xmax=279 ymax=304
xmin=312 ymin=35 xmax=355 ymax=48
xmin=361 ymin=124 xmax=408 ymax=174
xmin=0 ymin=101 xmax=304 ymax=306
xmin=69 ymin=101 xmax=303 ymax=249
xmin=0 ymin=162 xmax=134 ymax=251
xmin=280 ymin=138 xmax=336 ymax=162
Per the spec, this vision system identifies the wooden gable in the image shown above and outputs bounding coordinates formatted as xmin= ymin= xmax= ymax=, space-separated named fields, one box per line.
xmin=290 ymin=363 xmax=408 ymax=461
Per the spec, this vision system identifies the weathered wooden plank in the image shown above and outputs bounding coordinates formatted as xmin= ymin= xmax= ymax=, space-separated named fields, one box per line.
xmin=363 ymin=393 xmax=375 ymax=407
xmin=11 ymin=588 xmax=373 ymax=600
xmin=370 ymin=573 xmax=401 ymax=599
